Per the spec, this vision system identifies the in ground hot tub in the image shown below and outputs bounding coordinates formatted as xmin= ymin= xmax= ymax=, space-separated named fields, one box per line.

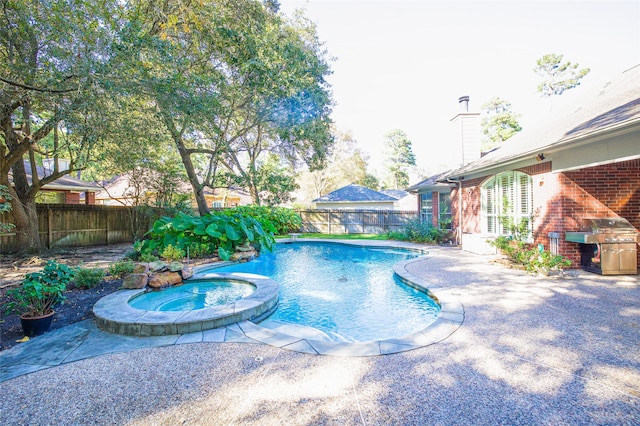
xmin=93 ymin=273 xmax=279 ymax=336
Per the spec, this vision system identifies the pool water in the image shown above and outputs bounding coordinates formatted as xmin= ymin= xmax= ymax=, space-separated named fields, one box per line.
xmin=205 ymin=242 xmax=440 ymax=342
xmin=129 ymin=280 xmax=255 ymax=312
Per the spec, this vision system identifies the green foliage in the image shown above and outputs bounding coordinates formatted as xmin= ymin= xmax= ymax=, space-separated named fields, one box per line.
xmin=489 ymin=236 xmax=572 ymax=274
xmin=229 ymin=206 xmax=302 ymax=235
xmin=525 ymin=249 xmax=572 ymax=274
xmin=160 ymin=244 xmax=186 ymax=262
xmin=5 ymin=261 xmax=75 ymax=317
xmin=534 ymin=53 xmax=590 ymax=97
xmin=107 ymin=259 xmax=135 ymax=279
xmin=73 ymin=267 xmax=106 ymax=290
xmin=480 ymin=97 xmax=522 ymax=151
xmin=136 ymin=211 xmax=276 ymax=261
xmin=386 ymin=218 xmax=449 ymax=244
xmin=0 ymin=184 xmax=15 ymax=234
xmin=383 ymin=129 xmax=416 ymax=190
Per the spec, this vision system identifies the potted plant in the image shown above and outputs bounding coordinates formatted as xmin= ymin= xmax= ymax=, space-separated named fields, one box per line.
xmin=5 ymin=260 xmax=75 ymax=337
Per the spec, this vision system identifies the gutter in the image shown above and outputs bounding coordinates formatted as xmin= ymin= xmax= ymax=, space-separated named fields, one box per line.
xmin=446 ymin=176 xmax=462 ymax=245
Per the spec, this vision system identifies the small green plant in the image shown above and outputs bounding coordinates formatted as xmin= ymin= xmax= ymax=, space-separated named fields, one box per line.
xmin=525 ymin=249 xmax=572 ymax=274
xmin=160 ymin=244 xmax=186 ymax=261
xmin=139 ymin=253 xmax=159 ymax=263
xmin=107 ymin=259 xmax=135 ymax=279
xmin=5 ymin=260 xmax=75 ymax=317
xmin=73 ymin=267 xmax=106 ymax=289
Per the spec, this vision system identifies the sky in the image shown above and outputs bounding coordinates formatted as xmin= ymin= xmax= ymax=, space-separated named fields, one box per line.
xmin=278 ymin=0 xmax=640 ymax=182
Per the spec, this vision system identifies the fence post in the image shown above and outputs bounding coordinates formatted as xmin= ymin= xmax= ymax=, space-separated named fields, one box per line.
xmin=105 ymin=208 xmax=110 ymax=245
xmin=47 ymin=207 xmax=53 ymax=249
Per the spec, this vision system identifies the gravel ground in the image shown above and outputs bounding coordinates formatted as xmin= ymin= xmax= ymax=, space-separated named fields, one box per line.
xmin=1 ymin=246 xmax=639 ymax=425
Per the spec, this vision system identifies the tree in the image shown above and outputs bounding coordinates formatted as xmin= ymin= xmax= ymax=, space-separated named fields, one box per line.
xmin=115 ymin=0 xmax=333 ymax=213
xmin=480 ymin=97 xmax=522 ymax=151
xmin=0 ymin=0 xmax=119 ymax=252
xmin=534 ymin=53 xmax=590 ymax=99
xmin=383 ymin=129 xmax=416 ymax=190
xmin=296 ymin=129 xmax=371 ymax=204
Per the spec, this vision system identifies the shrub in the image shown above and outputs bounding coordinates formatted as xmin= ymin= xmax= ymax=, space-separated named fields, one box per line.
xmin=107 ymin=259 xmax=135 ymax=279
xmin=227 ymin=206 xmax=302 ymax=235
xmin=73 ymin=267 xmax=106 ymax=289
xmin=489 ymin=236 xmax=572 ymax=274
xmin=386 ymin=218 xmax=448 ymax=244
xmin=160 ymin=244 xmax=186 ymax=261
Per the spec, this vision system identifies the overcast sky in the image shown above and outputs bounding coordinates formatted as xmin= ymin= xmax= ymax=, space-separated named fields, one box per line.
xmin=279 ymin=0 xmax=640 ymax=181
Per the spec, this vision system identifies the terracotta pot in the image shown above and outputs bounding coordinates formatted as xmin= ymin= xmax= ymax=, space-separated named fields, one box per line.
xmin=20 ymin=311 xmax=55 ymax=337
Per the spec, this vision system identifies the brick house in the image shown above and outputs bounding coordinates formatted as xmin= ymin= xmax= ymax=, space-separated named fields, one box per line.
xmin=10 ymin=160 xmax=99 ymax=205
xmin=411 ymin=65 xmax=640 ymax=271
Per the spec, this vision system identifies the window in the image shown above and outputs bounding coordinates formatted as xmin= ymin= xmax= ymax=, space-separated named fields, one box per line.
xmin=36 ymin=191 xmax=65 ymax=204
xmin=420 ymin=193 xmax=432 ymax=225
xmin=439 ymin=192 xmax=452 ymax=229
xmin=482 ymin=171 xmax=533 ymax=237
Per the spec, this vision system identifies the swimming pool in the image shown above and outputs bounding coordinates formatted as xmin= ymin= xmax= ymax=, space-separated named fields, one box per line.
xmin=200 ymin=242 xmax=440 ymax=342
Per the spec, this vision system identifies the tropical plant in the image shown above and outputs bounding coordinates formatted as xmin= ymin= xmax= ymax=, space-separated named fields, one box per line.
xmin=136 ymin=211 xmax=276 ymax=261
xmin=5 ymin=261 xmax=75 ymax=317
xmin=229 ymin=206 xmax=302 ymax=235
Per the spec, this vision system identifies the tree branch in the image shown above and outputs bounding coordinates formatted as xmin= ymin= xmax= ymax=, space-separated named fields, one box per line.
xmin=0 ymin=76 xmax=78 ymax=93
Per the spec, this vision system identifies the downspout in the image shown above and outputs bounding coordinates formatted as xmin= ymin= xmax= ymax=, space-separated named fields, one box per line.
xmin=447 ymin=177 xmax=462 ymax=245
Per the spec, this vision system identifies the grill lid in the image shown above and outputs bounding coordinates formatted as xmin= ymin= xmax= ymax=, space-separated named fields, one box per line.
xmin=584 ymin=218 xmax=637 ymax=234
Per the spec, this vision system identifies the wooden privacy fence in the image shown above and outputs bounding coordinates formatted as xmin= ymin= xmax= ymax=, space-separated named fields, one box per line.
xmin=296 ymin=209 xmax=418 ymax=234
xmin=0 ymin=204 xmax=163 ymax=254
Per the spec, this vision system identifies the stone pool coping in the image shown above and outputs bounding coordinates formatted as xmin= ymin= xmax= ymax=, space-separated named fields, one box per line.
xmin=93 ymin=273 xmax=279 ymax=337
xmin=197 ymin=239 xmax=465 ymax=356
xmin=92 ymin=239 xmax=464 ymax=356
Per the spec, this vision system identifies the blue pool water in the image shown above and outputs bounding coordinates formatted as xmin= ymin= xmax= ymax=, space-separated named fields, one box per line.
xmin=204 ymin=242 xmax=440 ymax=342
xmin=129 ymin=280 xmax=255 ymax=312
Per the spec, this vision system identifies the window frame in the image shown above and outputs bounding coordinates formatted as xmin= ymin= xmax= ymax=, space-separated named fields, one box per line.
xmin=481 ymin=171 xmax=533 ymax=239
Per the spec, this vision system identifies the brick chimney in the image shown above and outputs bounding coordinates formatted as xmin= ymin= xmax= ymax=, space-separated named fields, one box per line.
xmin=451 ymin=96 xmax=480 ymax=166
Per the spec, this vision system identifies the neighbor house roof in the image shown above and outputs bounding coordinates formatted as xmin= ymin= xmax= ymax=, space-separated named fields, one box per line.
xmin=407 ymin=169 xmax=454 ymax=193
xmin=9 ymin=160 xmax=100 ymax=192
xmin=313 ymin=184 xmax=397 ymax=203
xmin=379 ymin=189 xmax=411 ymax=200
xmin=448 ymin=64 xmax=640 ymax=178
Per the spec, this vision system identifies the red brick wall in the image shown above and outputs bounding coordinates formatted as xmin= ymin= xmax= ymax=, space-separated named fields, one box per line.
xmin=451 ymin=159 xmax=639 ymax=269
xmin=64 ymin=191 xmax=80 ymax=204
xmin=85 ymin=192 xmax=96 ymax=205
xmin=547 ymin=159 xmax=640 ymax=267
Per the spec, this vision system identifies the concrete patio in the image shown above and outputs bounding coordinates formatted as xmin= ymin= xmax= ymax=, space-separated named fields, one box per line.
xmin=1 ymin=245 xmax=638 ymax=425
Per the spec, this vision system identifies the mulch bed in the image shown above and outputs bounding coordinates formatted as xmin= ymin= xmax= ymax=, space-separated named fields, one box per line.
xmin=0 ymin=280 xmax=123 ymax=351
xmin=0 ymin=244 xmax=133 ymax=351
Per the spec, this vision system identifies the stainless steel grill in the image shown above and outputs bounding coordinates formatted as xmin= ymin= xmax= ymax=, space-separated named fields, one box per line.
xmin=566 ymin=218 xmax=639 ymax=275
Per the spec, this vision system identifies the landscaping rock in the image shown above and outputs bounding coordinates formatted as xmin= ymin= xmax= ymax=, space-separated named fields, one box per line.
xmin=148 ymin=271 xmax=182 ymax=289
xmin=167 ymin=262 xmax=183 ymax=272
xmin=122 ymin=273 xmax=148 ymax=289
xmin=181 ymin=266 xmax=194 ymax=280
xmin=132 ymin=263 xmax=149 ymax=274
xmin=149 ymin=261 xmax=168 ymax=272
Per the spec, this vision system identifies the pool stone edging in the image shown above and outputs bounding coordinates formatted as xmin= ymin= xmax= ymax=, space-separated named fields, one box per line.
xmin=93 ymin=273 xmax=279 ymax=337
xmin=233 ymin=240 xmax=465 ymax=356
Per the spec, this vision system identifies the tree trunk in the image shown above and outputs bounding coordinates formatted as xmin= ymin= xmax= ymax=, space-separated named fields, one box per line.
xmin=11 ymin=194 xmax=43 ymax=253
